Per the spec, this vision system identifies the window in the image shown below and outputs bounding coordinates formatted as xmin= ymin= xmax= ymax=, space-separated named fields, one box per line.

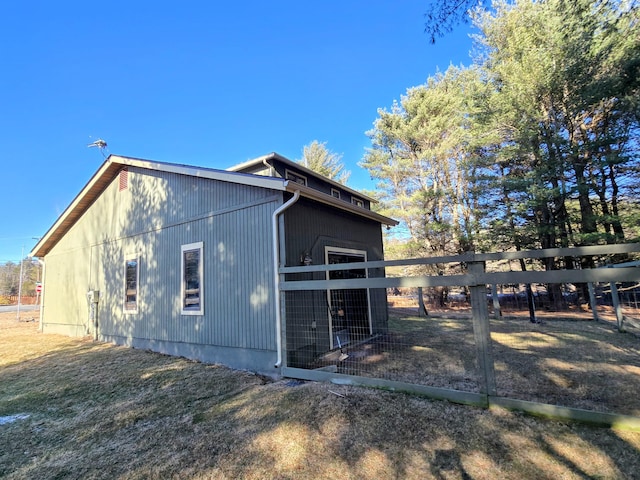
xmin=331 ymin=188 xmax=341 ymax=199
xmin=351 ymin=197 xmax=364 ymax=208
xmin=181 ymin=242 xmax=204 ymax=315
xmin=124 ymin=256 xmax=139 ymax=313
xmin=285 ymin=169 xmax=307 ymax=186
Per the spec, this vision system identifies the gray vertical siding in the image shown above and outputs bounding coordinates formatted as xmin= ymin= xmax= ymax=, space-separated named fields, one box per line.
xmin=95 ymin=201 xmax=277 ymax=349
xmin=43 ymin=166 xmax=282 ymax=371
xmin=39 ymin=245 xmax=93 ymax=337
xmin=41 ymin=165 xmax=389 ymax=373
xmin=283 ymin=198 xmax=385 ymax=265
xmin=283 ymin=198 xmax=389 ymax=366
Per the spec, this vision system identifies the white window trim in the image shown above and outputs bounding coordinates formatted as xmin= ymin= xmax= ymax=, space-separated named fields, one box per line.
xmin=285 ymin=169 xmax=308 ymax=186
xmin=123 ymin=253 xmax=140 ymax=314
xmin=351 ymin=196 xmax=364 ymax=207
xmin=181 ymin=241 xmax=204 ymax=316
xmin=331 ymin=188 xmax=341 ymax=199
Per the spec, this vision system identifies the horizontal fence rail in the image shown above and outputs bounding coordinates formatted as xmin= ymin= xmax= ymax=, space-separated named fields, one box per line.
xmin=280 ymin=243 xmax=640 ymax=275
xmin=279 ymin=243 xmax=640 ymax=430
xmin=279 ymin=268 xmax=640 ymax=291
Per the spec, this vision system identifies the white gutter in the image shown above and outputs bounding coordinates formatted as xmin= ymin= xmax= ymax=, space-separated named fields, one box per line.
xmin=272 ymin=189 xmax=300 ymax=368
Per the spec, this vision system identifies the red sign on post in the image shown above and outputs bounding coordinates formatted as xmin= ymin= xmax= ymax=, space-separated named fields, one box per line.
xmin=36 ymin=283 xmax=42 ymax=293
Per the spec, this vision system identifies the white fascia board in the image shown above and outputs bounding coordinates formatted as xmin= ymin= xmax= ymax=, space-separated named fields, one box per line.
xmin=287 ymin=183 xmax=398 ymax=227
xmin=30 ymin=158 xmax=115 ymax=258
xmin=30 ymin=155 xmax=288 ymax=258
xmin=114 ymin=155 xmax=288 ymax=191
xmin=228 ymin=152 xmax=379 ymax=204
xmin=226 ymin=152 xmax=282 ymax=172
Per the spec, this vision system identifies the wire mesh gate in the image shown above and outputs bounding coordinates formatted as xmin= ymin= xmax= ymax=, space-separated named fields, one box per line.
xmin=279 ymin=244 xmax=640 ymax=429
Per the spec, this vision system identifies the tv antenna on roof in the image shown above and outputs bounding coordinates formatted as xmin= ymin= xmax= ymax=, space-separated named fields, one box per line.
xmin=88 ymin=137 xmax=108 ymax=158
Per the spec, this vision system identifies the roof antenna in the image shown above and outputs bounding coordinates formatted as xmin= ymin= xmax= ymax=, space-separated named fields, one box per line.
xmin=88 ymin=137 xmax=109 ymax=158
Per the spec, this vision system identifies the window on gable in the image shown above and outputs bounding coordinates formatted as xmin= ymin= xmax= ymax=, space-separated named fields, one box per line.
xmin=181 ymin=242 xmax=204 ymax=315
xmin=124 ymin=256 xmax=139 ymax=313
xmin=331 ymin=188 xmax=341 ymax=199
xmin=351 ymin=197 xmax=364 ymax=208
xmin=285 ymin=169 xmax=307 ymax=186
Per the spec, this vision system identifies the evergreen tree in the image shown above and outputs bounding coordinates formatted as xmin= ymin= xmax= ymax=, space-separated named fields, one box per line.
xmin=361 ymin=66 xmax=485 ymax=263
xmin=473 ymin=0 xmax=640 ymax=255
xmin=298 ymin=141 xmax=350 ymax=184
xmin=362 ymin=0 xmax=639 ymax=269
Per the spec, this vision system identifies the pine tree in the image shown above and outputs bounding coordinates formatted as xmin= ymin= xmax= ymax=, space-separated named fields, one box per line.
xmin=298 ymin=141 xmax=350 ymax=185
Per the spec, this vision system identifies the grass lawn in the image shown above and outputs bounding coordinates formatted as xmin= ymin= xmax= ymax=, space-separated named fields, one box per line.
xmin=321 ymin=307 xmax=640 ymax=418
xmin=1 ymin=311 xmax=640 ymax=479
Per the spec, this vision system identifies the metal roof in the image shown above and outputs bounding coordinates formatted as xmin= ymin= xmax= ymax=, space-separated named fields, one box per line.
xmin=285 ymin=182 xmax=398 ymax=226
xmin=227 ymin=152 xmax=379 ymax=204
xmin=30 ymin=153 xmax=397 ymax=258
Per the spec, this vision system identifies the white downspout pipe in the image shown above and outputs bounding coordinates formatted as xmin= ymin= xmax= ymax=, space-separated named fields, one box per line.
xmin=262 ymin=158 xmax=275 ymax=176
xmin=273 ymin=189 xmax=300 ymax=368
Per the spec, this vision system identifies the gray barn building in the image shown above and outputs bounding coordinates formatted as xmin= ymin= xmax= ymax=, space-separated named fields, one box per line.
xmin=31 ymin=153 xmax=397 ymax=375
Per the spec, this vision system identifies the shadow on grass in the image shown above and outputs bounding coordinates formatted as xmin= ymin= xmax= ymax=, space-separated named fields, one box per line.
xmin=488 ymin=316 xmax=640 ymax=415
xmin=308 ymin=314 xmax=482 ymax=392
xmin=1 ymin=339 xmax=640 ymax=479
xmin=308 ymin=310 xmax=640 ymax=418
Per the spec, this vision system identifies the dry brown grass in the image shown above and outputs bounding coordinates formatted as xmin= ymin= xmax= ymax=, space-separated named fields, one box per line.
xmin=1 ymin=311 xmax=640 ymax=479
xmin=318 ymin=307 xmax=640 ymax=418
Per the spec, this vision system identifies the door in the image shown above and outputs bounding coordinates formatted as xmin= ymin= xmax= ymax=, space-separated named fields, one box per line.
xmin=325 ymin=247 xmax=372 ymax=349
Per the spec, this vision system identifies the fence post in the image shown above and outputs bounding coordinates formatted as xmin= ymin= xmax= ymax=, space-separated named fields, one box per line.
xmin=468 ymin=260 xmax=497 ymax=400
xmin=417 ymin=286 xmax=429 ymax=317
xmin=588 ymin=283 xmax=600 ymax=321
xmin=609 ymin=281 xmax=625 ymax=332
xmin=491 ymin=284 xmax=501 ymax=319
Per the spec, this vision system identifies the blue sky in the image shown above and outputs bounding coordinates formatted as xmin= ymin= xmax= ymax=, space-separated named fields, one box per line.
xmin=0 ymin=1 xmax=476 ymax=263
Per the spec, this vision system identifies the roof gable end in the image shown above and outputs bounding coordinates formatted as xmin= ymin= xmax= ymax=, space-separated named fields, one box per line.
xmin=31 ymin=154 xmax=288 ymax=258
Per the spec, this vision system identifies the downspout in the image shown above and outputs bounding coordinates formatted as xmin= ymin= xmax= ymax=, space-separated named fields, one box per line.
xmin=273 ymin=189 xmax=300 ymax=368
xmin=262 ymin=158 xmax=275 ymax=177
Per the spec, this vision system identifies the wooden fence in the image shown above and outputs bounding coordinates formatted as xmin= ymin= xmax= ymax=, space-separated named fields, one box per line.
xmin=279 ymin=243 xmax=640 ymax=431
xmin=1 ymin=295 xmax=38 ymax=305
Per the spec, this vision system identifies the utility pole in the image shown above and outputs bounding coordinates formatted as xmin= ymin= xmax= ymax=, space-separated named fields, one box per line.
xmin=16 ymin=245 xmax=24 ymax=321
xmin=32 ymin=237 xmax=41 ymax=306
